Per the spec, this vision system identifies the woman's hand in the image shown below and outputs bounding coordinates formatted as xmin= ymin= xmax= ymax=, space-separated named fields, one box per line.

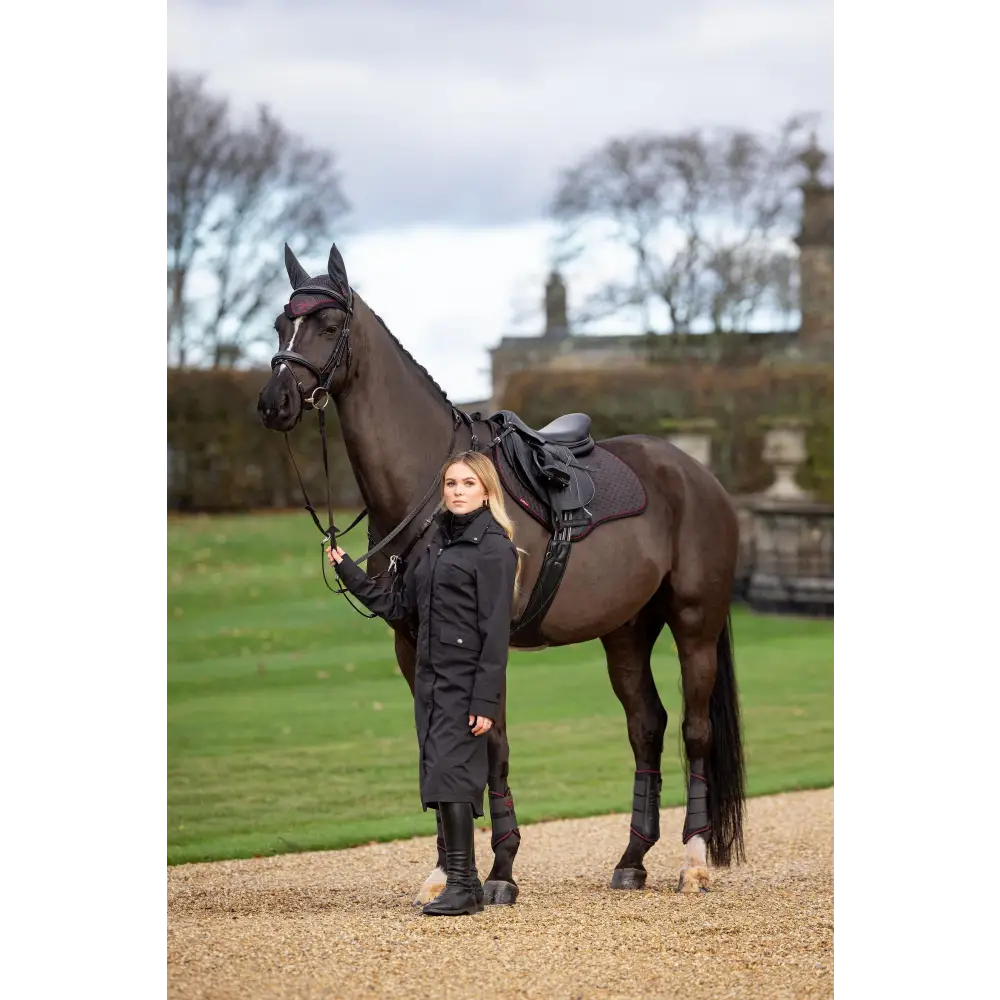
xmin=469 ymin=715 xmax=493 ymax=736
xmin=327 ymin=545 xmax=346 ymax=567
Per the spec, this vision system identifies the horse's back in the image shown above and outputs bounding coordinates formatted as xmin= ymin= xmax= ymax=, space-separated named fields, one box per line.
xmin=597 ymin=433 xmax=735 ymax=516
xmin=596 ymin=433 xmax=739 ymax=588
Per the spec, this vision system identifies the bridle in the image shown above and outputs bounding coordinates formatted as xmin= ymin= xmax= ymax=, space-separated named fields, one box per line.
xmin=269 ymin=286 xmax=355 ymax=412
xmin=267 ymin=285 xmax=468 ymax=615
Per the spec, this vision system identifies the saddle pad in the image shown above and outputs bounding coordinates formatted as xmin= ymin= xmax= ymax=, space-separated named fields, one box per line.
xmin=493 ymin=443 xmax=647 ymax=541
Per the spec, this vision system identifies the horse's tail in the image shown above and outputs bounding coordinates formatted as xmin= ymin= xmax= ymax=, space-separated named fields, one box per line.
xmin=705 ymin=613 xmax=746 ymax=866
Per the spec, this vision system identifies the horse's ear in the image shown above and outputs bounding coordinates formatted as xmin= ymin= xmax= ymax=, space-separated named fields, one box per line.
xmin=327 ymin=243 xmax=348 ymax=293
xmin=284 ymin=243 xmax=310 ymax=289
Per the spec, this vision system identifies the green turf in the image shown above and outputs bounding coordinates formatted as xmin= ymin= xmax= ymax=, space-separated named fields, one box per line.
xmin=168 ymin=510 xmax=833 ymax=865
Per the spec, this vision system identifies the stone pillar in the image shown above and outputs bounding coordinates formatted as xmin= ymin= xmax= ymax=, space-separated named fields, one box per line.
xmin=543 ymin=270 xmax=570 ymax=339
xmin=660 ymin=418 xmax=716 ymax=469
xmin=794 ymin=135 xmax=834 ymax=350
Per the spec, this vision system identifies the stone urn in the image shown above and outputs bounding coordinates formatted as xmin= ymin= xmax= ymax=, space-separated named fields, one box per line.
xmin=760 ymin=418 xmax=811 ymax=501
xmin=660 ymin=418 xmax=717 ymax=470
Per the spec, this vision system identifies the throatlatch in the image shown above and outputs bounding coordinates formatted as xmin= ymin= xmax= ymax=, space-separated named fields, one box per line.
xmin=488 ymin=787 xmax=520 ymax=850
xmin=682 ymin=759 xmax=710 ymax=843
xmin=629 ymin=769 xmax=662 ymax=845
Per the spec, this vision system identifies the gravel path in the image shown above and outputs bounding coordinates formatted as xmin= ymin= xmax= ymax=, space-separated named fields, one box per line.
xmin=168 ymin=787 xmax=833 ymax=999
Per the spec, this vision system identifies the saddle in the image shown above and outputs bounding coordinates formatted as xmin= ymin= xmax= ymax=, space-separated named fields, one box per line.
xmin=473 ymin=410 xmax=647 ymax=647
xmin=489 ymin=410 xmax=596 ymax=537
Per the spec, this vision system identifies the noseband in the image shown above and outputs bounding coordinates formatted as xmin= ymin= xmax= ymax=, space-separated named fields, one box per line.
xmin=269 ymin=287 xmax=354 ymax=409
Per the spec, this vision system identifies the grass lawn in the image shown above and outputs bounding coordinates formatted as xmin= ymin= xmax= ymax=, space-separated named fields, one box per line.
xmin=168 ymin=510 xmax=833 ymax=865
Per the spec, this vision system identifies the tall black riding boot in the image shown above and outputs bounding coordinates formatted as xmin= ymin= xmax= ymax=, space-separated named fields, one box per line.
xmin=435 ymin=807 xmax=484 ymax=906
xmin=422 ymin=802 xmax=483 ymax=916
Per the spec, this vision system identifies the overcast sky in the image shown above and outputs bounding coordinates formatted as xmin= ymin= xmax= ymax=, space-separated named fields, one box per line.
xmin=168 ymin=0 xmax=833 ymax=401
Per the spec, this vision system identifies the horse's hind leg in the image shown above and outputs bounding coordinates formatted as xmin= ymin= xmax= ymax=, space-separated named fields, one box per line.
xmin=602 ymin=604 xmax=668 ymax=890
xmin=670 ymin=604 xmax=746 ymax=894
xmin=672 ymin=624 xmax=717 ymax=894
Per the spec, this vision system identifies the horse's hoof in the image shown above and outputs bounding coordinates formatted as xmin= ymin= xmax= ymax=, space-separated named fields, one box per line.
xmin=610 ymin=867 xmax=647 ymax=890
xmin=414 ymin=867 xmax=447 ymax=905
xmin=482 ymin=879 xmax=518 ymax=905
xmin=677 ymin=866 xmax=711 ymax=894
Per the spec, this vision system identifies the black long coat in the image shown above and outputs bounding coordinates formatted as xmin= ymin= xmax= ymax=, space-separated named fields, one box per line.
xmin=335 ymin=505 xmax=517 ymax=817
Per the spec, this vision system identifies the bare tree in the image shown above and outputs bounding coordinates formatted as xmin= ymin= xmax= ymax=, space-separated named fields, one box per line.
xmin=551 ymin=115 xmax=819 ymax=336
xmin=168 ymin=73 xmax=349 ymax=367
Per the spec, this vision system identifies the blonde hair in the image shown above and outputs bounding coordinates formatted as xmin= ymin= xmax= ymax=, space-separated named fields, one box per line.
xmin=440 ymin=450 xmax=526 ymax=597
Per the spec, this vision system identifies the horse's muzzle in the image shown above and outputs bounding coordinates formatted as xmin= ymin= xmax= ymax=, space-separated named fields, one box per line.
xmin=257 ymin=369 xmax=302 ymax=431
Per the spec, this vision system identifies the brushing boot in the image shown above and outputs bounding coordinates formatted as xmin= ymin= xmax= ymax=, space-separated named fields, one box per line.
xmin=422 ymin=802 xmax=483 ymax=916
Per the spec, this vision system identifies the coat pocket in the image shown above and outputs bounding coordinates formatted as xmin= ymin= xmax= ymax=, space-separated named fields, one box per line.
xmin=436 ymin=630 xmax=482 ymax=652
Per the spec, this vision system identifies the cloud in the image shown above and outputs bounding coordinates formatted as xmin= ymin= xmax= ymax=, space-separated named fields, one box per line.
xmin=169 ymin=0 xmax=832 ymax=231
xmin=175 ymin=1 xmax=831 ymax=405
xmin=254 ymin=214 xmax=794 ymax=407
xmin=249 ymin=221 xmax=552 ymax=404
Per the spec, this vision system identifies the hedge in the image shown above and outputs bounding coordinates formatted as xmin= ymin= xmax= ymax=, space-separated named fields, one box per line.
xmin=167 ymin=361 xmax=832 ymax=510
xmin=167 ymin=368 xmax=361 ymax=511
xmin=500 ymin=363 xmax=833 ymax=502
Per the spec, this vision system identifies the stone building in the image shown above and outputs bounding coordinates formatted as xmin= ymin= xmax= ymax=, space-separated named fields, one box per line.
xmin=483 ymin=138 xmax=834 ymax=411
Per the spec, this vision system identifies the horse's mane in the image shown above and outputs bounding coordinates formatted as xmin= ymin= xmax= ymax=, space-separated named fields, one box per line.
xmin=369 ymin=308 xmax=455 ymax=410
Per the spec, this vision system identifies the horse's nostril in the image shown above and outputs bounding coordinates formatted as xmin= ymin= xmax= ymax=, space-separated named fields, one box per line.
xmin=280 ymin=392 xmax=290 ymax=411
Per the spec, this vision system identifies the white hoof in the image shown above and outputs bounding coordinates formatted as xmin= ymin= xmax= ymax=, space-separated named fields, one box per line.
xmin=678 ymin=835 xmax=711 ymax=894
xmin=678 ymin=866 xmax=711 ymax=893
xmin=414 ymin=866 xmax=447 ymax=905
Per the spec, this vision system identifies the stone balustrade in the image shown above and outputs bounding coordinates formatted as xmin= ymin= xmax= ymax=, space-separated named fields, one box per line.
xmin=667 ymin=415 xmax=834 ymax=618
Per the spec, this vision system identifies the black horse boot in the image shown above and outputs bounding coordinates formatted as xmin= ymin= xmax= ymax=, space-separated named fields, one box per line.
xmin=422 ymin=802 xmax=484 ymax=916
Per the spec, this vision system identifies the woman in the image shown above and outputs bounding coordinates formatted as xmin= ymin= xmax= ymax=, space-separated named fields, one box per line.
xmin=329 ymin=451 xmax=522 ymax=916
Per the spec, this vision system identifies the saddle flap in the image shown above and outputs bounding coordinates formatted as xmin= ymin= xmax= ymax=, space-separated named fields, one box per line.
xmin=500 ymin=433 xmax=592 ymax=512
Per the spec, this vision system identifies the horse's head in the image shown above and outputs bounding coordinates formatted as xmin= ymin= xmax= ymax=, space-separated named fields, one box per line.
xmin=257 ymin=242 xmax=354 ymax=432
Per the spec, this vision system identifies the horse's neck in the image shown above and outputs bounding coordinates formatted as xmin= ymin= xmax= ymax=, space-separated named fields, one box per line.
xmin=335 ymin=297 xmax=458 ymax=537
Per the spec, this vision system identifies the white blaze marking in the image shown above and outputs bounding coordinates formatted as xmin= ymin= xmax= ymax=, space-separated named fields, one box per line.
xmin=279 ymin=317 xmax=304 ymax=375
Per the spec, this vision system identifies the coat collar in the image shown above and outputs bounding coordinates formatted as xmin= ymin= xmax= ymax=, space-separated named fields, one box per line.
xmin=433 ymin=505 xmax=495 ymax=545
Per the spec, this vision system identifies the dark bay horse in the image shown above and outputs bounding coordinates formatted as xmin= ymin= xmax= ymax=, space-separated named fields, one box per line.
xmin=257 ymin=243 xmax=745 ymax=901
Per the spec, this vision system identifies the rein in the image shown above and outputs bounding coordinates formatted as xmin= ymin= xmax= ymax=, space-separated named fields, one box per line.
xmin=271 ymin=297 xmax=467 ymax=615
